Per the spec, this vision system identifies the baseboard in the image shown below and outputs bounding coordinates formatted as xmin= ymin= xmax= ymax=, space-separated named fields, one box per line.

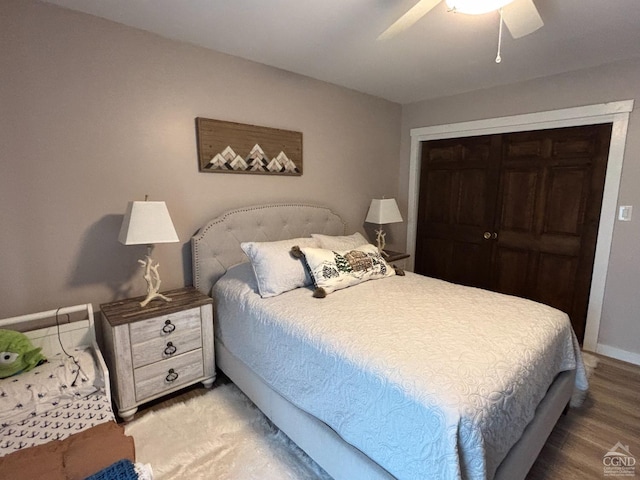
xmin=595 ymin=343 xmax=640 ymax=366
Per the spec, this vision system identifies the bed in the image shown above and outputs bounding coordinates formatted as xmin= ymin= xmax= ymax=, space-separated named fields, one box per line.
xmin=0 ymin=304 xmax=149 ymax=479
xmin=191 ymin=203 xmax=587 ymax=480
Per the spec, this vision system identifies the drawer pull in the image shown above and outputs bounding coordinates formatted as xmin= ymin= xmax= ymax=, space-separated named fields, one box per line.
xmin=165 ymin=368 xmax=179 ymax=383
xmin=164 ymin=342 xmax=177 ymax=356
xmin=162 ymin=319 xmax=176 ymax=334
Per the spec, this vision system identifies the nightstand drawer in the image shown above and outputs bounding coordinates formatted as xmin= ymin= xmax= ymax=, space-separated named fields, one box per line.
xmin=134 ymin=349 xmax=204 ymax=400
xmin=131 ymin=325 xmax=202 ymax=368
xmin=129 ymin=307 xmax=201 ymax=344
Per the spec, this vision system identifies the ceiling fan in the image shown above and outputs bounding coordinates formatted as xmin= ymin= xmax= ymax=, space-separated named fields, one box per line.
xmin=378 ymin=0 xmax=543 ymax=41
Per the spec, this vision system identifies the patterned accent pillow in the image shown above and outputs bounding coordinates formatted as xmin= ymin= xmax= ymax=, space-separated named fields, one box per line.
xmin=292 ymin=243 xmax=395 ymax=297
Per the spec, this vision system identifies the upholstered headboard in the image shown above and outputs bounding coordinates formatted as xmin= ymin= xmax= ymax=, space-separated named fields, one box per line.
xmin=191 ymin=203 xmax=346 ymax=295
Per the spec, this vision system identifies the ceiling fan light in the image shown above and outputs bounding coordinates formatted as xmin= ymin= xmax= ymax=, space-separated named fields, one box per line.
xmin=445 ymin=0 xmax=515 ymax=15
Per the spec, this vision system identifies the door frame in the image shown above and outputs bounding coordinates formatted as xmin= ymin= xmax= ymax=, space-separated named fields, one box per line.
xmin=407 ymin=100 xmax=634 ymax=352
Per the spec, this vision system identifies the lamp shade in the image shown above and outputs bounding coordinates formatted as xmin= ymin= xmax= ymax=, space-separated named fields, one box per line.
xmin=118 ymin=201 xmax=179 ymax=245
xmin=365 ymin=198 xmax=403 ymax=225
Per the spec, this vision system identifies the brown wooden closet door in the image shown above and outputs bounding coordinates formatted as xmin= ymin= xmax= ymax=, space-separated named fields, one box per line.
xmin=415 ymin=124 xmax=612 ymax=343
xmin=493 ymin=124 xmax=612 ymax=342
xmin=415 ymin=135 xmax=501 ymax=289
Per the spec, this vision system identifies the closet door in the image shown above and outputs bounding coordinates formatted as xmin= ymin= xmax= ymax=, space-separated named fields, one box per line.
xmin=493 ymin=124 xmax=612 ymax=342
xmin=415 ymin=124 xmax=612 ymax=343
xmin=415 ymin=135 xmax=501 ymax=290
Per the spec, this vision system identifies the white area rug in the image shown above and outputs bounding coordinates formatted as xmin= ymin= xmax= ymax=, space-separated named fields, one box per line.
xmin=570 ymin=350 xmax=599 ymax=407
xmin=581 ymin=351 xmax=600 ymax=374
xmin=126 ymin=354 xmax=599 ymax=479
xmin=124 ymin=383 xmax=332 ymax=480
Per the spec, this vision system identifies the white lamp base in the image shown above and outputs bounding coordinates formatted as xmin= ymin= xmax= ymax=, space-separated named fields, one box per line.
xmin=374 ymin=227 xmax=389 ymax=257
xmin=138 ymin=254 xmax=172 ymax=307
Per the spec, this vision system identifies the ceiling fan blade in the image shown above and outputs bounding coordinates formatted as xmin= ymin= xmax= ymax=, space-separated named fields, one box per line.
xmin=377 ymin=0 xmax=442 ymax=41
xmin=502 ymin=0 xmax=543 ymax=39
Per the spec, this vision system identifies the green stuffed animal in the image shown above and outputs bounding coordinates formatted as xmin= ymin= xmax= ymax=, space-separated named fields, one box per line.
xmin=0 ymin=329 xmax=46 ymax=378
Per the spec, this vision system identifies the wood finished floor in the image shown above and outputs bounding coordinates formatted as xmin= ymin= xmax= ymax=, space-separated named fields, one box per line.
xmin=130 ymin=354 xmax=640 ymax=480
xmin=526 ymin=353 xmax=640 ymax=479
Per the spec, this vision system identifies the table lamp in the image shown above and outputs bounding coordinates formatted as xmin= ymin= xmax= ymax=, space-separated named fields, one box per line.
xmin=118 ymin=197 xmax=179 ymax=307
xmin=365 ymin=198 xmax=403 ymax=256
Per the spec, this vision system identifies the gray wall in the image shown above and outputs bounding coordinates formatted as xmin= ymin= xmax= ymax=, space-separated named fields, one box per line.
xmin=400 ymin=57 xmax=640 ymax=362
xmin=0 ymin=0 xmax=401 ymax=317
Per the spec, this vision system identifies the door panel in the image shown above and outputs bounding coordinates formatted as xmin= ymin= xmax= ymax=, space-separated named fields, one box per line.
xmin=450 ymin=242 xmax=487 ymax=287
xmin=494 ymin=125 xmax=611 ymax=342
xmin=416 ymin=135 xmax=501 ymax=290
xmin=493 ymin=247 xmax=530 ymax=297
xmin=456 ymin=169 xmax=488 ymax=226
xmin=535 ymin=253 xmax=578 ymax=315
xmin=418 ymin=238 xmax=449 ymax=280
xmin=543 ymin=167 xmax=587 ymax=235
xmin=499 ymin=170 xmax=538 ymax=232
xmin=416 ymin=124 xmax=612 ymax=343
xmin=424 ymin=170 xmax=452 ymax=223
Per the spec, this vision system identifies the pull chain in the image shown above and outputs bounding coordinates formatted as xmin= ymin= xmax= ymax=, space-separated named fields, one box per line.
xmin=495 ymin=7 xmax=504 ymax=63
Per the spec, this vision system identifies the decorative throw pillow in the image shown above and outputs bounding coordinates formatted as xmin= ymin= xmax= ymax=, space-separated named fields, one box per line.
xmin=291 ymin=243 xmax=395 ymax=297
xmin=0 ymin=329 xmax=46 ymax=378
xmin=311 ymin=232 xmax=370 ymax=251
xmin=241 ymin=237 xmax=319 ymax=298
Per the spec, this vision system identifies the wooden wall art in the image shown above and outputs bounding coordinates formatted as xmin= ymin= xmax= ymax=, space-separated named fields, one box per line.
xmin=196 ymin=118 xmax=303 ymax=176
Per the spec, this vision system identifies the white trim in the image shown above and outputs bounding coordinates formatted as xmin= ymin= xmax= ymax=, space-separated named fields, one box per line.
xmin=595 ymin=343 xmax=640 ymax=366
xmin=407 ymin=100 xmax=634 ymax=352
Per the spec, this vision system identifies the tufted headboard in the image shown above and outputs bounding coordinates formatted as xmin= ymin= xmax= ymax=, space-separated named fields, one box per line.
xmin=191 ymin=203 xmax=346 ymax=295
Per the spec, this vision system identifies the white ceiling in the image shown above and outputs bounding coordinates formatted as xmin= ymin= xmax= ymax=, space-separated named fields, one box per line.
xmin=41 ymin=0 xmax=640 ymax=104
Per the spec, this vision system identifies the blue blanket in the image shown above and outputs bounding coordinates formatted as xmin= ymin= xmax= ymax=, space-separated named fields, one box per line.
xmin=86 ymin=459 xmax=138 ymax=480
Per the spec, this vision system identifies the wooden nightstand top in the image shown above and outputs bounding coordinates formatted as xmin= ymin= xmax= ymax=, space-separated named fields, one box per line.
xmin=101 ymin=287 xmax=212 ymax=326
xmin=384 ymin=250 xmax=410 ymax=263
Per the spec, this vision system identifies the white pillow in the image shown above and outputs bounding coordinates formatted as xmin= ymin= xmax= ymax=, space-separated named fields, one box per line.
xmin=293 ymin=243 xmax=395 ymax=297
xmin=311 ymin=232 xmax=369 ymax=251
xmin=241 ymin=237 xmax=319 ymax=298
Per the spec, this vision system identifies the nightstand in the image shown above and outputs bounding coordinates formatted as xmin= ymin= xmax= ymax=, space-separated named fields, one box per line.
xmin=101 ymin=287 xmax=215 ymax=421
xmin=384 ymin=250 xmax=410 ymax=270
